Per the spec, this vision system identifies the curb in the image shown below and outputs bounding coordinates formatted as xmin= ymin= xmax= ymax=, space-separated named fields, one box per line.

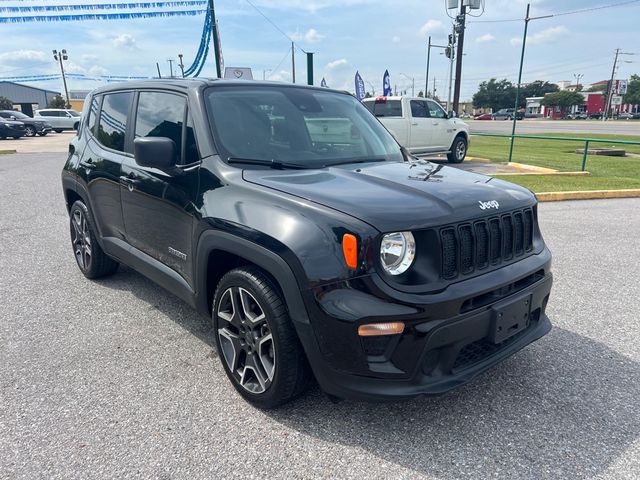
xmin=465 ymin=156 xmax=491 ymax=163
xmin=536 ymin=189 xmax=640 ymax=202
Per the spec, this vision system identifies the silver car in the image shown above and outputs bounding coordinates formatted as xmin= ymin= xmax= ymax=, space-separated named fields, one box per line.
xmin=34 ymin=108 xmax=82 ymax=133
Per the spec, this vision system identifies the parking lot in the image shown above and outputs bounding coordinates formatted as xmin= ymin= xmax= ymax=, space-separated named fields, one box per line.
xmin=1 ymin=153 xmax=639 ymax=479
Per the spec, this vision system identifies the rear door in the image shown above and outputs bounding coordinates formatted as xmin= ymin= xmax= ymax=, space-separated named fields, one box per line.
xmin=363 ymin=99 xmax=407 ymax=145
xmin=425 ymin=100 xmax=451 ymax=151
xmin=120 ymin=90 xmax=200 ymax=285
xmin=79 ymin=92 xmax=131 ymax=240
xmin=407 ymin=100 xmax=433 ymax=152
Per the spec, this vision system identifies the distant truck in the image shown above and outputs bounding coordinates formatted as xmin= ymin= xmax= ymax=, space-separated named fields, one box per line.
xmin=362 ymin=96 xmax=470 ymax=163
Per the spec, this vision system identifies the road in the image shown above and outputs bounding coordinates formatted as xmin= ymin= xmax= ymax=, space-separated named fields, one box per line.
xmin=469 ymin=119 xmax=640 ymax=136
xmin=1 ymin=153 xmax=639 ymax=479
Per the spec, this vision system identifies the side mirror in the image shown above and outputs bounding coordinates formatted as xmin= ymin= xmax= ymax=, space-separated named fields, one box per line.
xmin=134 ymin=137 xmax=177 ymax=170
xmin=448 ymin=110 xmax=457 ymax=118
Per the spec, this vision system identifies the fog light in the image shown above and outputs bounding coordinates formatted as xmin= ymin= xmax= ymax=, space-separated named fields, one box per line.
xmin=358 ymin=322 xmax=405 ymax=337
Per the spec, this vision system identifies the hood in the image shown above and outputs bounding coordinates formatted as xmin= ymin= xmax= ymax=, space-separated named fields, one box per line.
xmin=243 ymin=160 xmax=535 ymax=232
xmin=2 ymin=119 xmax=24 ymax=126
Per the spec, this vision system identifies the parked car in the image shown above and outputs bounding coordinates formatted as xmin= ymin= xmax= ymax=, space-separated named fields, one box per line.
xmin=567 ymin=112 xmax=588 ymax=120
xmin=62 ymin=79 xmax=553 ymax=408
xmin=0 ymin=118 xmax=26 ymax=139
xmin=362 ymin=96 xmax=470 ymax=163
xmin=616 ymin=112 xmax=639 ymax=120
xmin=492 ymin=108 xmax=523 ymax=120
xmin=588 ymin=112 xmax=603 ymax=119
xmin=0 ymin=110 xmax=53 ymax=136
xmin=34 ymin=108 xmax=81 ymax=132
xmin=474 ymin=113 xmax=493 ymax=120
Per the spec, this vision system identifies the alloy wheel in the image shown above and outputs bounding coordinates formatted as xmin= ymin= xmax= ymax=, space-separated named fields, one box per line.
xmin=217 ymin=287 xmax=276 ymax=394
xmin=456 ymin=140 xmax=466 ymax=161
xmin=71 ymin=209 xmax=92 ymax=270
xmin=25 ymin=126 xmax=36 ymax=137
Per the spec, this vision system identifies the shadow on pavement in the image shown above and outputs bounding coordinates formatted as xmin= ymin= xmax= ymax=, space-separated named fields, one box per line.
xmin=97 ymin=267 xmax=638 ymax=479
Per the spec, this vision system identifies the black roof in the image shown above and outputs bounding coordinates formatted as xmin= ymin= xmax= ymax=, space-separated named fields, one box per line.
xmin=90 ymin=78 xmax=349 ymax=96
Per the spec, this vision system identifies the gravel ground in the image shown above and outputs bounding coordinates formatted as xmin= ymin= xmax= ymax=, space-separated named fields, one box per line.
xmin=1 ymin=153 xmax=638 ymax=480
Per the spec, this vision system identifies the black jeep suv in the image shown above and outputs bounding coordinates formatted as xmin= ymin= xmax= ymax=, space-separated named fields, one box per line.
xmin=62 ymin=79 xmax=552 ymax=408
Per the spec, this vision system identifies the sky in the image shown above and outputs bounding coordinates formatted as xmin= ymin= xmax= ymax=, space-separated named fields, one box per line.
xmin=0 ymin=0 xmax=639 ymax=100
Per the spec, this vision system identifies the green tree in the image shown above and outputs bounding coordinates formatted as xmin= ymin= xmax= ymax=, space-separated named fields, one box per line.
xmin=0 ymin=96 xmax=13 ymax=110
xmin=472 ymin=78 xmax=516 ymax=111
xmin=521 ymin=80 xmax=559 ymax=99
xmin=540 ymin=91 xmax=584 ymax=117
xmin=48 ymin=95 xmax=68 ymax=108
xmin=623 ymin=74 xmax=640 ymax=106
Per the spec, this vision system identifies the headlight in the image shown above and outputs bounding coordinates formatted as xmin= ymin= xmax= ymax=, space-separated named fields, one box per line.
xmin=3 ymin=123 xmax=11 ymax=127
xmin=380 ymin=232 xmax=416 ymax=275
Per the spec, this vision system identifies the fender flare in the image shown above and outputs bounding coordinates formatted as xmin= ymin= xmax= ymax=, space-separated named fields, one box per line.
xmin=194 ymin=230 xmax=310 ymax=326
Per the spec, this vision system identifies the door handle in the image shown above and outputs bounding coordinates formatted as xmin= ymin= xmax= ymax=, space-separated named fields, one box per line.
xmin=411 ymin=122 xmax=418 ymax=126
xmin=80 ymin=157 xmax=94 ymax=167
xmin=432 ymin=122 xmax=439 ymax=125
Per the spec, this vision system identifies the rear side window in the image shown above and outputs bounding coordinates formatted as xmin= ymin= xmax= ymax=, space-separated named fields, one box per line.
xmin=97 ymin=92 xmax=132 ymax=152
xmin=363 ymin=99 xmax=402 ymax=117
xmin=135 ymin=91 xmax=199 ymax=165
xmin=410 ymin=100 xmax=429 ymax=118
xmin=39 ymin=111 xmax=53 ymax=117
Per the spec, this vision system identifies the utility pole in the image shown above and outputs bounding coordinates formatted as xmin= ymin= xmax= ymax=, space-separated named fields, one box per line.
xmin=291 ymin=42 xmax=296 ymax=83
xmin=52 ymin=49 xmax=69 ymax=107
xmin=178 ymin=54 xmax=185 ymax=78
xmin=452 ymin=2 xmax=466 ymax=113
xmin=425 ymin=36 xmax=447 ymax=99
xmin=209 ymin=0 xmax=222 ymax=78
xmin=167 ymin=59 xmax=174 ymax=78
xmin=156 ymin=62 xmax=162 ymax=78
xmin=603 ymin=49 xmax=620 ymax=121
xmin=263 ymin=69 xmax=272 ymax=80
xmin=366 ymin=81 xmax=376 ymax=95
xmin=400 ymin=73 xmax=415 ymax=97
xmin=447 ymin=27 xmax=456 ymax=113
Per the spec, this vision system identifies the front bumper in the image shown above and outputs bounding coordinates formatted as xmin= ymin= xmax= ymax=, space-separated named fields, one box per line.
xmin=35 ymin=124 xmax=52 ymax=134
xmin=297 ymin=249 xmax=553 ymax=401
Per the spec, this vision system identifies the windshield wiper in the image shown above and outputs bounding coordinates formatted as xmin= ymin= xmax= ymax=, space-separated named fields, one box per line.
xmin=227 ymin=157 xmax=307 ymax=170
xmin=324 ymin=158 xmax=388 ymax=167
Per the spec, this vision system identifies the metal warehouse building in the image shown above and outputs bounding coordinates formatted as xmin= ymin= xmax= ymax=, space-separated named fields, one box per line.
xmin=0 ymin=81 xmax=60 ymax=116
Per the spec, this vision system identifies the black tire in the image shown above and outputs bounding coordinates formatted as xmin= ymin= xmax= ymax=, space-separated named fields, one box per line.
xmin=12 ymin=136 xmax=20 ymax=140
xmin=55 ymin=129 xmax=63 ymax=133
xmin=447 ymin=135 xmax=467 ymax=164
xmin=24 ymin=125 xmax=36 ymax=137
xmin=69 ymin=200 xmax=118 ymax=279
xmin=37 ymin=132 xmax=48 ymax=137
xmin=73 ymin=122 xmax=79 ymax=130
xmin=212 ymin=266 xmax=311 ymax=409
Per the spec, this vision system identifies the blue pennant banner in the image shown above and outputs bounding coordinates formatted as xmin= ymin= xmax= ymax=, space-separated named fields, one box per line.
xmin=0 ymin=9 xmax=206 ymax=23
xmin=0 ymin=2 xmax=207 ymax=13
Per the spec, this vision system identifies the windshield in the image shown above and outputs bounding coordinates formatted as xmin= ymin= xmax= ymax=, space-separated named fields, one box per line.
xmin=206 ymin=85 xmax=403 ymax=168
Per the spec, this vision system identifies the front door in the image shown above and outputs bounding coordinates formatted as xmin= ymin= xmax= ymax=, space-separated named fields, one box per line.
xmin=425 ymin=99 xmax=451 ymax=151
xmin=408 ymin=100 xmax=433 ymax=152
xmin=120 ymin=90 xmax=200 ymax=285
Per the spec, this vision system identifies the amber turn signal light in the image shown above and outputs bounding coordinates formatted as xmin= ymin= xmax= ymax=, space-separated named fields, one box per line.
xmin=358 ymin=322 xmax=405 ymax=337
xmin=342 ymin=233 xmax=358 ymax=269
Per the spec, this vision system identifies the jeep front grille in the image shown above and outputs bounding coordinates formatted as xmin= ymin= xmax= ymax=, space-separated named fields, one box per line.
xmin=439 ymin=208 xmax=534 ymax=280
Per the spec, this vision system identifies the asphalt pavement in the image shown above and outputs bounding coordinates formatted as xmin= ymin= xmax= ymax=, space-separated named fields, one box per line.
xmin=469 ymin=118 xmax=640 ymax=136
xmin=1 ymin=153 xmax=639 ymax=479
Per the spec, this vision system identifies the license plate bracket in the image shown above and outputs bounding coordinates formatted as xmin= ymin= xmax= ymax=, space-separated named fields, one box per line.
xmin=489 ymin=292 xmax=532 ymax=344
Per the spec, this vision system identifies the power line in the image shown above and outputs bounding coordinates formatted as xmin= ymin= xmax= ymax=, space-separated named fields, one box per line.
xmin=242 ymin=0 xmax=306 ymax=53
xmin=470 ymin=0 xmax=640 ymax=23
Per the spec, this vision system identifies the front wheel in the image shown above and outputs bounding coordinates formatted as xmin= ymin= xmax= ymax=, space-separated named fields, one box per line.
xmin=54 ymin=129 xmax=63 ymax=133
xmin=213 ymin=267 xmax=311 ymax=409
xmin=38 ymin=132 xmax=48 ymax=137
xmin=448 ymin=135 xmax=467 ymax=163
xmin=24 ymin=126 xmax=36 ymax=137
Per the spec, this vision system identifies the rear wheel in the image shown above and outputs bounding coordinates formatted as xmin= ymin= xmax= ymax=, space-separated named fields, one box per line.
xmin=447 ymin=135 xmax=467 ymax=163
xmin=213 ymin=267 xmax=310 ymax=408
xmin=24 ymin=125 xmax=36 ymax=137
xmin=69 ymin=200 xmax=118 ymax=279
xmin=55 ymin=129 xmax=63 ymax=133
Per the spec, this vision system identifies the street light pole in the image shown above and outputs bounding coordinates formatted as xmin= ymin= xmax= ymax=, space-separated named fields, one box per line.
xmin=425 ymin=36 xmax=448 ymax=99
xmin=178 ymin=54 xmax=185 ymax=78
xmin=52 ymin=49 xmax=69 ymax=108
xmin=573 ymin=73 xmax=584 ymax=90
xmin=167 ymin=59 xmax=174 ymax=78
xmin=208 ymin=0 xmax=222 ymax=78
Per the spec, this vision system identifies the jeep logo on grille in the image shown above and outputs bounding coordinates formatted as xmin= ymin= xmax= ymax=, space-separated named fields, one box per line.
xmin=478 ymin=200 xmax=500 ymax=210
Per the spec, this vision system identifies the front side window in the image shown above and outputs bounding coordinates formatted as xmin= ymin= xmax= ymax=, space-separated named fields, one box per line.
xmin=86 ymin=96 xmax=100 ymax=135
xmin=206 ymin=86 xmax=403 ymax=167
xmin=135 ymin=91 xmax=194 ymax=164
xmin=426 ymin=100 xmax=447 ymax=119
xmin=96 ymin=92 xmax=132 ymax=152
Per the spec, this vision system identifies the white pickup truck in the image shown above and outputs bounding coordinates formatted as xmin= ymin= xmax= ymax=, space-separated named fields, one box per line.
xmin=362 ymin=96 xmax=470 ymax=163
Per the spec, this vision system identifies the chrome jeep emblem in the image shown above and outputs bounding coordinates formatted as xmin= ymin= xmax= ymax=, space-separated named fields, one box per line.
xmin=478 ymin=200 xmax=500 ymax=210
